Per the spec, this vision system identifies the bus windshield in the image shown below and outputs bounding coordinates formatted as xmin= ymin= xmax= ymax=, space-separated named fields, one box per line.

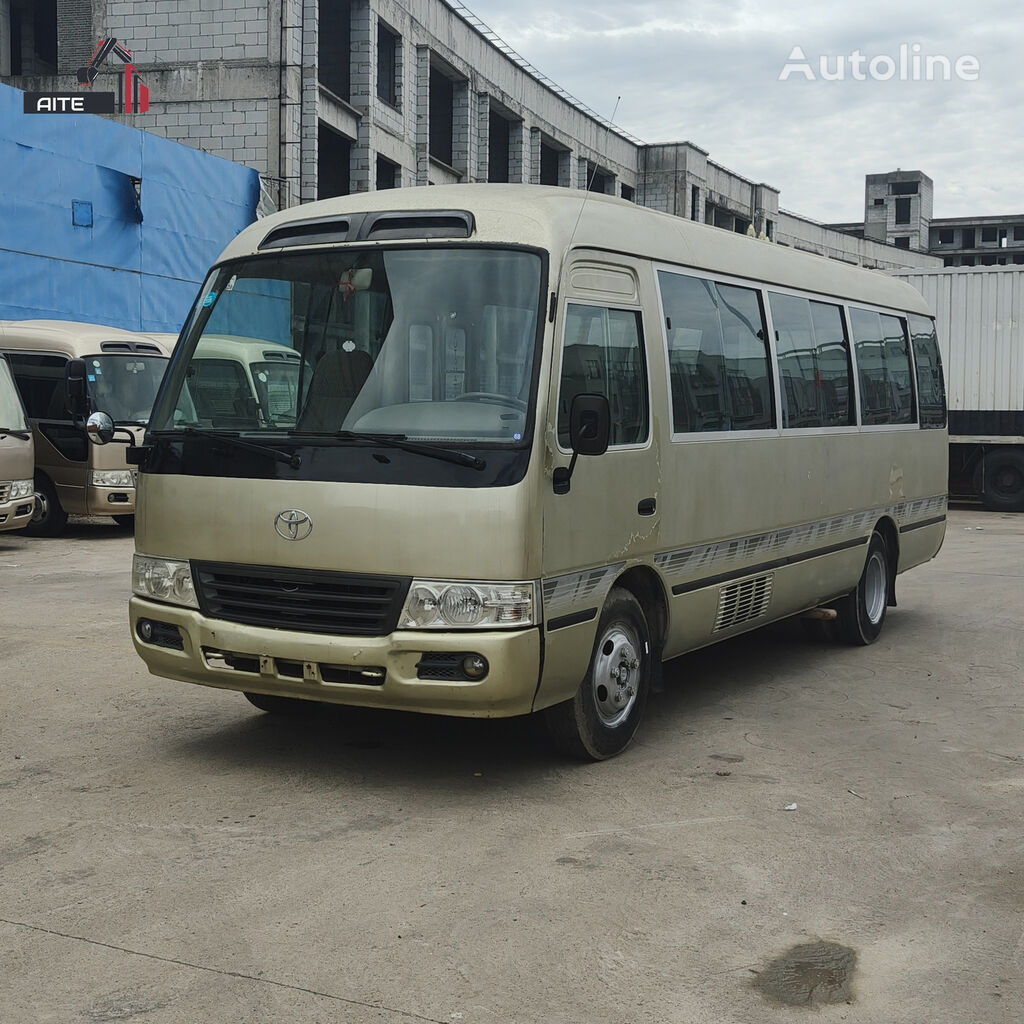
xmin=0 ymin=359 xmax=28 ymax=431
xmin=151 ymin=247 xmax=544 ymax=443
xmin=86 ymin=354 xmax=168 ymax=425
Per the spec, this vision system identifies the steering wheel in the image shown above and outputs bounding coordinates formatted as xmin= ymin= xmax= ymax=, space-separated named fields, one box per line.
xmin=453 ymin=392 xmax=527 ymax=410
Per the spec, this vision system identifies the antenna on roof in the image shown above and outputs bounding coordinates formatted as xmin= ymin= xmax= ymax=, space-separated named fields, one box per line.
xmin=567 ymin=95 xmax=622 ymax=251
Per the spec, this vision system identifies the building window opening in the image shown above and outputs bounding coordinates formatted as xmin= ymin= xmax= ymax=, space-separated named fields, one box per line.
xmin=539 ymin=143 xmax=560 ymax=186
xmin=938 ymin=229 xmax=955 ymax=244
xmin=317 ymin=124 xmax=351 ymax=200
xmin=691 ymin=185 xmax=700 ymax=221
xmin=488 ymin=110 xmax=511 ymax=183
xmin=890 ymin=181 xmax=919 ymax=195
xmin=981 ymin=226 xmax=997 ymax=243
xmin=318 ymin=1 xmax=351 ymax=101
xmin=377 ymin=21 xmax=399 ymax=107
xmin=429 ymin=64 xmax=454 ymax=167
xmin=962 ymin=228 xmax=975 ymax=249
xmin=894 ymin=198 xmax=911 ymax=224
xmin=376 ymin=155 xmax=399 ymax=190
xmin=894 ymin=236 xmax=911 ymax=249
xmin=873 ymin=198 xmax=885 ymax=206
xmin=620 ymin=183 xmax=634 ymax=202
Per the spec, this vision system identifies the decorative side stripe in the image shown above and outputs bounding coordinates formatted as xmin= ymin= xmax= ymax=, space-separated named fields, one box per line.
xmin=542 ymin=562 xmax=625 ymax=615
xmin=547 ymin=608 xmax=599 ymax=632
xmin=670 ymin=536 xmax=867 ymax=597
xmin=899 ymin=514 xmax=946 ymax=534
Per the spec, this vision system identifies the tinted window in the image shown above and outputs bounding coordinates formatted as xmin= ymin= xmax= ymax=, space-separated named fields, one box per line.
xmin=908 ymin=314 xmax=946 ymax=428
xmin=769 ymin=293 xmax=854 ymax=428
xmin=4 ymin=353 xmax=68 ymax=420
xmin=849 ymin=308 xmax=915 ymax=425
xmin=558 ymin=305 xmax=647 ymax=447
xmin=659 ymin=271 xmax=774 ymax=433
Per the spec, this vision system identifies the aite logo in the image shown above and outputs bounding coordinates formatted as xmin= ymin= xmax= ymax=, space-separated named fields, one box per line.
xmin=24 ymin=37 xmax=150 ymax=115
xmin=779 ymin=44 xmax=980 ymax=82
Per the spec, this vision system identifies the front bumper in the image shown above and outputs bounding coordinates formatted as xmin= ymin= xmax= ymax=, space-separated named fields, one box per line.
xmin=0 ymin=495 xmax=35 ymax=532
xmin=86 ymin=483 xmax=135 ymax=516
xmin=129 ymin=597 xmax=542 ymax=718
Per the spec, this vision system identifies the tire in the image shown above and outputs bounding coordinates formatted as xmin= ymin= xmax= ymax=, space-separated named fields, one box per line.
xmin=978 ymin=450 xmax=1024 ymax=512
xmin=24 ymin=474 xmax=68 ymax=537
xmin=544 ymin=587 xmax=651 ymax=761
xmin=112 ymin=515 xmax=135 ymax=529
xmin=243 ymin=691 xmax=324 ymax=716
xmin=835 ymin=532 xmax=889 ymax=646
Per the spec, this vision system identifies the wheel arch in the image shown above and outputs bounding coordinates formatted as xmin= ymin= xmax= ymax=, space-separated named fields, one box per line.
xmin=613 ymin=564 xmax=668 ymax=654
xmin=872 ymin=515 xmax=900 ymax=607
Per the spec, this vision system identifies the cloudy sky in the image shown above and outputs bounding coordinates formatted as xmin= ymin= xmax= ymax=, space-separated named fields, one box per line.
xmin=458 ymin=0 xmax=1021 ymax=223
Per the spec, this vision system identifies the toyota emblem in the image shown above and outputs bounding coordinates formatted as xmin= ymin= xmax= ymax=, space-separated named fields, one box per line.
xmin=274 ymin=509 xmax=313 ymax=541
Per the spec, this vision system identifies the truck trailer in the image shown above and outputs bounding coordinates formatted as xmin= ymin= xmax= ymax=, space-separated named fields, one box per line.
xmin=890 ymin=266 xmax=1024 ymax=511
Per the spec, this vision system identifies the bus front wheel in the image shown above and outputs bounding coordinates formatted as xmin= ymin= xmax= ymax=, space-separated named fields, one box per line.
xmin=25 ymin=474 xmax=67 ymax=538
xmin=544 ymin=587 xmax=651 ymax=761
xmin=836 ymin=532 xmax=889 ymax=646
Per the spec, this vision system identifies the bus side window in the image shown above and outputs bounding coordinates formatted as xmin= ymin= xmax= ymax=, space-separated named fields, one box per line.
xmin=557 ymin=304 xmax=648 ymax=448
xmin=768 ymin=293 xmax=854 ymax=428
xmin=849 ymin=307 xmax=915 ymax=425
xmin=658 ymin=271 xmax=774 ymax=433
xmin=907 ymin=314 xmax=947 ymax=428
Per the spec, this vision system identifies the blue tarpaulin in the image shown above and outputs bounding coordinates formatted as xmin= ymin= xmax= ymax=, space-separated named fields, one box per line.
xmin=0 ymin=82 xmax=259 ymax=333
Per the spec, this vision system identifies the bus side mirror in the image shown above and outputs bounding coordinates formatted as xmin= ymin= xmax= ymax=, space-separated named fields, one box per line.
xmin=65 ymin=358 xmax=89 ymax=419
xmin=86 ymin=411 xmax=114 ymax=445
xmin=553 ymin=393 xmax=610 ymax=495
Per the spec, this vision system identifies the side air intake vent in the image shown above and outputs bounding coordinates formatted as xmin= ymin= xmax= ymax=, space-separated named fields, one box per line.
xmin=714 ymin=573 xmax=774 ymax=632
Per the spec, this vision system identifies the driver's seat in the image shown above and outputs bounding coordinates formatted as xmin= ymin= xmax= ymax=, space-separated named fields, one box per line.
xmin=296 ymin=349 xmax=372 ymax=432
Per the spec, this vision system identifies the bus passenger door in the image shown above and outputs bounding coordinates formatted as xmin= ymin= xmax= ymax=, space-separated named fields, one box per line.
xmin=537 ymin=298 xmax=661 ymax=710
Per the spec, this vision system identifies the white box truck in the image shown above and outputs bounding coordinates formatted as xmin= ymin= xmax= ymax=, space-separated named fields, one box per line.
xmin=889 ymin=266 xmax=1024 ymax=511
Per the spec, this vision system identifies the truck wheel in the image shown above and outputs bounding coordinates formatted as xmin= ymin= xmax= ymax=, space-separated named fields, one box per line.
xmin=979 ymin=451 xmax=1024 ymax=512
xmin=835 ymin=532 xmax=889 ymax=646
xmin=544 ymin=587 xmax=651 ymax=761
xmin=25 ymin=474 xmax=67 ymax=537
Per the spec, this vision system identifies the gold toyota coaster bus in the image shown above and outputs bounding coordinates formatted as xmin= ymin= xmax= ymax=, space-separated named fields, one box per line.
xmin=0 ymin=321 xmax=170 ymax=535
xmin=0 ymin=353 xmax=35 ymax=533
xmin=113 ymin=185 xmax=947 ymax=760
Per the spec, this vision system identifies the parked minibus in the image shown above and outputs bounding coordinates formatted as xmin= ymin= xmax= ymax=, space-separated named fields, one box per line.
xmin=0 ymin=354 xmax=35 ymax=533
xmin=114 ymin=185 xmax=947 ymax=759
xmin=0 ymin=321 xmax=170 ymax=535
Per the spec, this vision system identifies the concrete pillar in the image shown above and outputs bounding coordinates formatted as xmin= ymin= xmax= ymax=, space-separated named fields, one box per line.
xmin=414 ymin=45 xmax=430 ymax=185
xmin=508 ymin=121 xmax=526 ymax=183
xmin=452 ymin=78 xmax=471 ymax=178
xmin=300 ymin=0 xmax=319 ymax=203
xmin=475 ymin=92 xmax=490 ymax=182
xmin=529 ymin=127 xmax=542 ymax=185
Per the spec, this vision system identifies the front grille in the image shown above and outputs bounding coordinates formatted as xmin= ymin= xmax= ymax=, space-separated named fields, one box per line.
xmin=0 ymin=483 xmax=10 ymax=502
xmin=194 ymin=562 xmax=411 ymax=636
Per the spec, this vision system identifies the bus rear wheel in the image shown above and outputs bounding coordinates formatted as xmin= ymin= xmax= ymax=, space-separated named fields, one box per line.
xmin=544 ymin=587 xmax=651 ymax=761
xmin=836 ymin=532 xmax=889 ymax=646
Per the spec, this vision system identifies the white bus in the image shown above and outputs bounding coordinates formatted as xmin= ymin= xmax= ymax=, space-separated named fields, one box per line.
xmin=113 ymin=186 xmax=947 ymax=759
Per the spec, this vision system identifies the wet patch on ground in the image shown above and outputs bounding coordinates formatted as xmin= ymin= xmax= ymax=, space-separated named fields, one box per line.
xmin=753 ymin=940 xmax=857 ymax=1006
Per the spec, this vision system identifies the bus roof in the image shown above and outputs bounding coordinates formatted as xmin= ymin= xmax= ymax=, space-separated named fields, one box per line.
xmin=0 ymin=320 xmax=171 ymax=355
xmin=222 ymin=184 xmax=933 ymax=317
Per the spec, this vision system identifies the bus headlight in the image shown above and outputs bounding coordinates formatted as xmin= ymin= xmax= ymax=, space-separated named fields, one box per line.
xmin=90 ymin=469 xmax=135 ymax=487
xmin=399 ymin=580 xmax=536 ymax=629
xmin=133 ymin=554 xmax=198 ymax=609
xmin=9 ymin=479 xmax=33 ymax=499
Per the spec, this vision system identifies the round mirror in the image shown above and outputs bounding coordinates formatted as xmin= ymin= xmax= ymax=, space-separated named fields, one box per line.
xmin=86 ymin=411 xmax=115 ymax=445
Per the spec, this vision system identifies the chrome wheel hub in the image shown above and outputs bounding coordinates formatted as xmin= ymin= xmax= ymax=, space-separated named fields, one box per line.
xmin=592 ymin=624 xmax=641 ymax=728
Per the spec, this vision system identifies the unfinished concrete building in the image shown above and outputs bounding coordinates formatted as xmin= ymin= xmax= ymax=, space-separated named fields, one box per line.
xmin=1 ymin=0 xmax=942 ymax=271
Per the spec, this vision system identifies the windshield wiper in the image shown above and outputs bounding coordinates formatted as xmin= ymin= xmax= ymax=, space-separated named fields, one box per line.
xmin=290 ymin=429 xmax=486 ymax=470
xmin=172 ymin=427 xmax=302 ymax=469
xmin=0 ymin=428 xmax=31 ymax=440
